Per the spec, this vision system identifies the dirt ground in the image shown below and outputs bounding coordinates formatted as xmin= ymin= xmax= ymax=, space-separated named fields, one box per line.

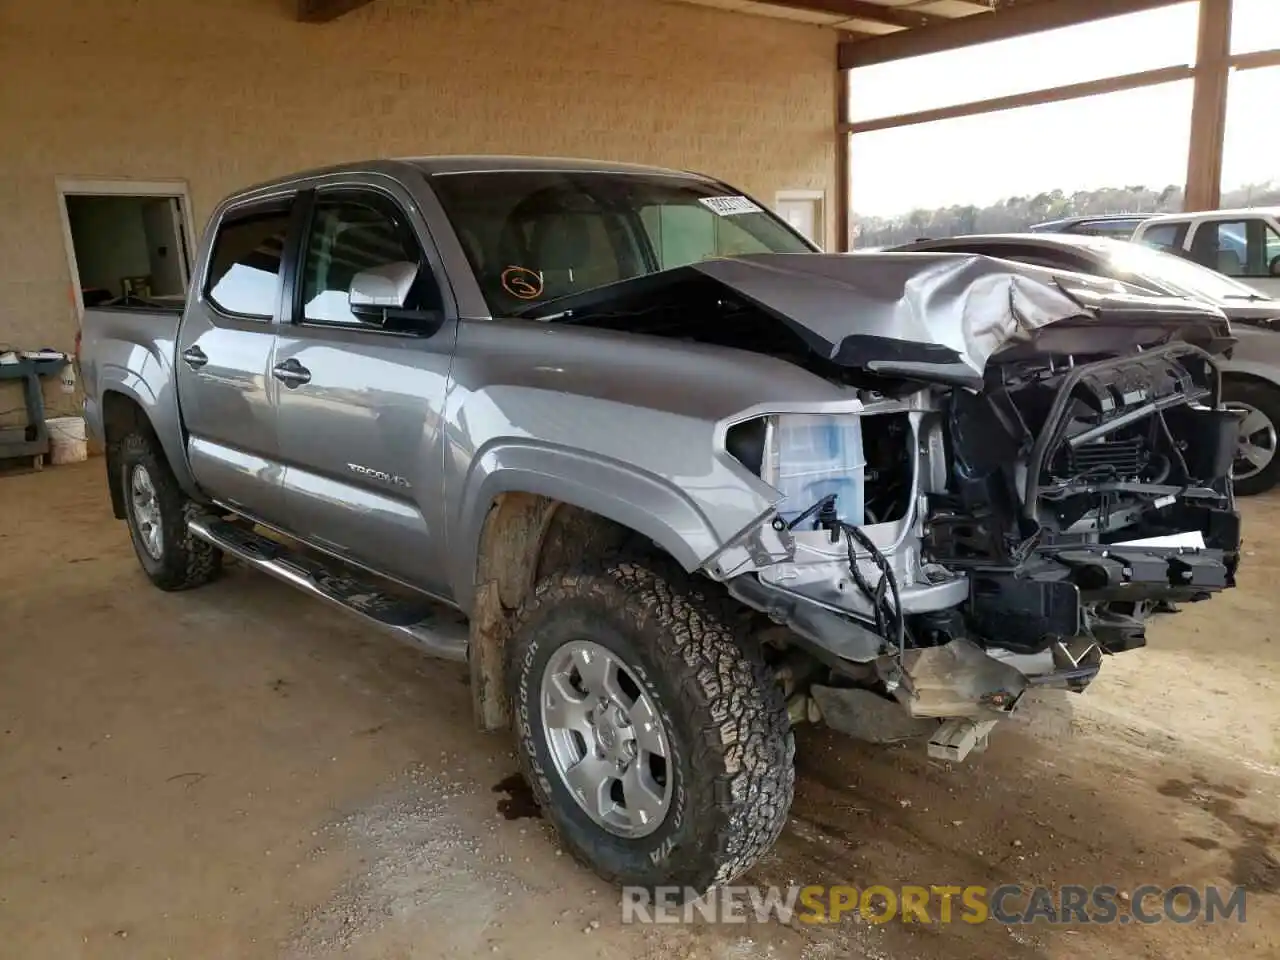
xmin=1 ymin=458 xmax=1278 ymax=960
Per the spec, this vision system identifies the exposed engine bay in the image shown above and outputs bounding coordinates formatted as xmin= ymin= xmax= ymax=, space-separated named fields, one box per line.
xmin=523 ymin=252 xmax=1243 ymax=760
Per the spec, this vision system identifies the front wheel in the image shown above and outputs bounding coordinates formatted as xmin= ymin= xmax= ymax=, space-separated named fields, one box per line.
xmin=508 ymin=556 xmax=794 ymax=895
xmin=120 ymin=431 xmax=223 ymax=590
xmin=1224 ymin=379 xmax=1280 ymax=496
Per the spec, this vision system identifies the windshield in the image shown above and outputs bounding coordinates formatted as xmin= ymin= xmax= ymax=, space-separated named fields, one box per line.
xmin=1101 ymin=240 xmax=1271 ymax=303
xmin=428 ymin=171 xmax=813 ymax=315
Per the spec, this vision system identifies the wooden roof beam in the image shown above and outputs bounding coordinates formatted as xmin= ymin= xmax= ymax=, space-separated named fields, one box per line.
xmin=764 ymin=1 xmax=946 ymax=30
xmin=298 ymin=0 xmax=375 ymax=23
xmin=839 ymin=0 xmax=1189 ymax=69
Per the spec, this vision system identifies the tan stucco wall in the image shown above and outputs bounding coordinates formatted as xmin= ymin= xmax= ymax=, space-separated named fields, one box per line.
xmin=0 ymin=0 xmax=837 ymax=365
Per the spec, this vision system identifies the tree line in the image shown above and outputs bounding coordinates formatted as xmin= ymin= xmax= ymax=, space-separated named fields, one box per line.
xmin=851 ymin=180 xmax=1280 ymax=249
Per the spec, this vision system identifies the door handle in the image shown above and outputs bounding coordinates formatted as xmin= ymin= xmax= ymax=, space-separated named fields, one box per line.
xmin=272 ymin=359 xmax=312 ymax=388
xmin=182 ymin=345 xmax=208 ymax=370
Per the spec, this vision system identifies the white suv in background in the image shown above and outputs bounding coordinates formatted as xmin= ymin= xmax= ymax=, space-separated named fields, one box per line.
xmin=1132 ymin=208 xmax=1280 ymax=297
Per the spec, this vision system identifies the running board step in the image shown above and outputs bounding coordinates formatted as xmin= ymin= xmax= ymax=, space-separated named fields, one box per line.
xmin=188 ymin=516 xmax=468 ymax=662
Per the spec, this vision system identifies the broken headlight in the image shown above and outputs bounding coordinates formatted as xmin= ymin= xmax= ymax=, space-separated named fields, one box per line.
xmin=763 ymin=414 xmax=866 ymax=528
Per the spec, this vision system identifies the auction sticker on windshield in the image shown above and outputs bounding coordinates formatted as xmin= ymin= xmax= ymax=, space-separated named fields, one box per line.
xmin=699 ymin=196 xmax=763 ymax=217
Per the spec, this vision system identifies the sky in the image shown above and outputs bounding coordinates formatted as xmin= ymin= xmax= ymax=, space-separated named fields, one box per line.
xmin=848 ymin=0 xmax=1280 ymax=218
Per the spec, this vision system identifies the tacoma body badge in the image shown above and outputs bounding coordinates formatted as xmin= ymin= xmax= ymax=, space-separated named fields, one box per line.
xmin=347 ymin=463 xmax=412 ymax=489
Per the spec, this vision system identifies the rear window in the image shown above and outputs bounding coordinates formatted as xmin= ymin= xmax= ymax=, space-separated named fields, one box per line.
xmin=1065 ymin=219 xmax=1143 ymax=239
xmin=428 ymin=170 xmax=811 ymax=315
xmin=205 ymin=205 xmax=293 ymax=319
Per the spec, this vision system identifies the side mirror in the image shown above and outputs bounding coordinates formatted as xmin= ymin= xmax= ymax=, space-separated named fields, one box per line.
xmin=349 ymin=260 xmax=419 ymax=316
xmin=1270 ymin=255 xmax=1280 ymax=278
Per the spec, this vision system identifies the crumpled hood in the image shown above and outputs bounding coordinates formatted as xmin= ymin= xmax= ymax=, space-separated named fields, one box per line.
xmin=692 ymin=252 xmax=1094 ymax=382
xmin=524 ymin=251 xmax=1230 ymax=385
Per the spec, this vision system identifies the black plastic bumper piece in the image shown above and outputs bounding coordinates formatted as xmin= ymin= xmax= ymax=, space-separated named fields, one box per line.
xmin=968 ymin=544 xmax=1233 ymax=653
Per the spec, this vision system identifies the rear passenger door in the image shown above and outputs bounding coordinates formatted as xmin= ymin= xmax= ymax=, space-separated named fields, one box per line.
xmin=1188 ymin=217 xmax=1280 ymax=296
xmin=176 ymin=194 xmax=298 ymax=520
xmin=272 ymin=182 xmax=458 ymax=597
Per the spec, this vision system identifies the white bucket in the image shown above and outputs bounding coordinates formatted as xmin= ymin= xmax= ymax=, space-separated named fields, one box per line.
xmin=46 ymin=416 xmax=88 ymax=465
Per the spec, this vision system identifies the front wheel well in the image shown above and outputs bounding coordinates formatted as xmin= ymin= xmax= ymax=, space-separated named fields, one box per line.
xmin=102 ymin=391 xmax=159 ymax=519
xmin=467 ymin=494 xmax=663 ymax=731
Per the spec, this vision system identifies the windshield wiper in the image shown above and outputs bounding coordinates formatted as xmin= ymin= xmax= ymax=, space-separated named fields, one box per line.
xmin=1223 ymin=293 xmax=1271 ymax=301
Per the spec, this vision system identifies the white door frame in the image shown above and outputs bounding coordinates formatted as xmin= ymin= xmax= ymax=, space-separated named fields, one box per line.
xmin=774 ymin=189 xmax=828 ymax=251
xmin=55 ymin=177 xmax=197 ymax=321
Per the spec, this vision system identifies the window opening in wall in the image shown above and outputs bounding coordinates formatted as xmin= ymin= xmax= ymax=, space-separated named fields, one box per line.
xmin=59 ymin=182 xmax=193 ymax=311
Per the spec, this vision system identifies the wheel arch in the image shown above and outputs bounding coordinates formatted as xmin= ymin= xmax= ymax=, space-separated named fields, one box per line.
xmin=102 ymin=389 xmax=161 ymax=519
xmin=100 ymin=384 xmax=201 ymax=518
xmin=466 ymin=489 xmax=673 ymax=732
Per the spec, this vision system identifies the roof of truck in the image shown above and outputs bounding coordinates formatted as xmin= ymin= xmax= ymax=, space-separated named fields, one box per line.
xmin=406 ymin=155 xmax=711 ymax=178
xmin=233 ymin=155 xmax=715 ymax=196
xmin=1138 ymin=206 xmax=1280 ymax=224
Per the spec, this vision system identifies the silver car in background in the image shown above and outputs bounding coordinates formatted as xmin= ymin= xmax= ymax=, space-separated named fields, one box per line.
xmin=894 ymin=233 xmax=1280 ymax=494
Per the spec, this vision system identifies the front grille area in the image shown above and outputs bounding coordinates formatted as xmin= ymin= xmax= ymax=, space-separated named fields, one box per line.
xmin=1066 ymin=437 xmax=1145 ymax=478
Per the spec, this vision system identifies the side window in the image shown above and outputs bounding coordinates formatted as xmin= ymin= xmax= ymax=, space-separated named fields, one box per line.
xmin=639 ymin=204 xmax=778 ymax=270
xmin=1137 ymin=223 xmax=1183 ymax=253
xmin=1192 ymin=220 xmax=1253 ymax=276
xmin=300 ymin=193 xmax=440 ymax=328
xmin=205 ymin=204 xmax=293 ymax=319
xmin=1265 ymin=223 xmax=1280 ymax=276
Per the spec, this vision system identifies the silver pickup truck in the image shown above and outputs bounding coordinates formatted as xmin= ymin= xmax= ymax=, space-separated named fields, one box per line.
xmin=80 ymin=156 xmax=1242 ymax=896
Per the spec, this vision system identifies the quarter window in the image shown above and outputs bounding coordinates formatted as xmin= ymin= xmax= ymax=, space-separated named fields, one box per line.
xmin=300 ymin=193 xmax=439 ymax=328
xmin=205 ymin=206 xmax=293 ymax=319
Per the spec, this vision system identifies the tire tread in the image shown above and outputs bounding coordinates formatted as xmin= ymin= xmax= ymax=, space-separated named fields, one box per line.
xmin=509 ymin=552 xmax=794 ymax=893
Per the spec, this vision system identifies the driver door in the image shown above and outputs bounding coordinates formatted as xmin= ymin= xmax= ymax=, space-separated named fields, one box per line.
xmin=273 ymin=182 xmax=458 ymax=597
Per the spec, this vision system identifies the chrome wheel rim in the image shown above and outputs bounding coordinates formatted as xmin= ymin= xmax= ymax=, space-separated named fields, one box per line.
xmin=1228 ymin=401 xmax=1278 ymax=482
xmin=539 ymin=640 xmax=672 ymax=838
xmin=129 ymin=464 xmax=163 ymax=560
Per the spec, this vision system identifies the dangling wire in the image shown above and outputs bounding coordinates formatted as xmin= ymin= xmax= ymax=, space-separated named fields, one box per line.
xmin=787 ymin=493 xmax=906 ymax=657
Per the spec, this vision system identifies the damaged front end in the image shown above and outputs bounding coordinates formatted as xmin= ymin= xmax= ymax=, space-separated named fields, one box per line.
xmin=707 ymin=259 xmax=1240 ymax=759
xmin=528 ymin=252 xmax=1242 ymax=760
xmin=728 ymin=338 xmax=1239 ymax=758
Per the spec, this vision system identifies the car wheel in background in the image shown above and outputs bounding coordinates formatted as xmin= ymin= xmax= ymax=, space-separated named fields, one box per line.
xmin=1224 ymin=379 xmax=1280 ymax=496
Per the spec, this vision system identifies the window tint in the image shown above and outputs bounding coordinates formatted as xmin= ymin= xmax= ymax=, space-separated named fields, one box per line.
xmin=206 ymin=206 xmax=292 ymax=318
xmin=300 ymin=194 xmax=438 ymax=328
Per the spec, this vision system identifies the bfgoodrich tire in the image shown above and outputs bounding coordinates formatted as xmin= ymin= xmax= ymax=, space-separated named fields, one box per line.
xmin=508 ymin=555 xmax=794 ymax=895
xmin=119 ymin=431 xmax=223 ymax=591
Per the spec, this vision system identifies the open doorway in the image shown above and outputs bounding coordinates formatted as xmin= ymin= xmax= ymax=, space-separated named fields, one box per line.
xmin=775 ymin=190 xmax=827 ymax=250
xmin=58 ymin=179 xmax=194 ymax=312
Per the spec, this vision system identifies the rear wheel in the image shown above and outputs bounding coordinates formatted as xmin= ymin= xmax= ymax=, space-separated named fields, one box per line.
xmin=120 ymin=431 xmax=223 ymax=590
xmin=508 ymin=555 xmax=794 ymax=895
xmin=1224 ymin=379 xmax=1280 ymax=496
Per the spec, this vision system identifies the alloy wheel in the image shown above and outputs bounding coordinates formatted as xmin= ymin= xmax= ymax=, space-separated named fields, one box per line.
xmin=1227 ymin=401 xmax=1278 ymax=482
xmin=539 ymin=639 xmax=672 ymax=838
xmin=130 ymin=464 xmax=164 ymax=560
